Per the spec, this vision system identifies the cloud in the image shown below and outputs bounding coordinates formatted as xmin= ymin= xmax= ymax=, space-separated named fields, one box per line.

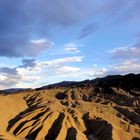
xmin=64 ymin=47 xmax=80 ymax=53
xmin=0 ymin=67 xmax=21 ymax=89
xmin=87 ymin=68 xmax=107 ymax=77
xmin=63 ymin=42 xmax=83 ymax=53
xmin=88 ymin=60 xmax=140 ymax=77
xmin=0 ymin=75 xmax=21 ymax=89
xmin=110 ymin=59 xmax=140 ymax=75
xmin=0 ymin=0 xmax=94 ymax=58
xmin=121 ymin=1 xmax=140 ymax=23
xmin=19 ymin=59 xmax=36 ymax=68
xmin=86 ymin=59 xmax=140 ymax=78
xmin=55 ymin=66 xmax=108 ymax=80
xmin=0 ymin=56 xmax=83 ymax=89
xmin=25 ymin=0 xmax=95 ymax=26
xmin=17 ymin=56 xmax=83 ymax=87
xmin=108 ymin=40 xmax=140 ymax=75
xmin=78 ymin=23 xmax=98 ymax=39
xmin=0 ymin=0 xmax=134 ymax=32
xmin=110 ymin=41 xmax=140 ymax=60
xmin=0 ymin=37 xmax=54 ymax=58
xmin=37 ymin=56 xmax=83 ymax=69
xmin=0 ymin=0 xmax=138 ymax=58
xmin=50 ymin=42 xmax=84 ymax=56
xmin=0 ymin=67 xmax=17 ymax=75
xmin=30 ymin=39 xmax=55 ymax=52
xmin=57 ymin=66 xmax=80 ymax=74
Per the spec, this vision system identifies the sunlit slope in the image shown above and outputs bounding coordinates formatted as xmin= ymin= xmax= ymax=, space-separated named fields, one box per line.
xmin=0 ymin=86 xmax=140 ymax=140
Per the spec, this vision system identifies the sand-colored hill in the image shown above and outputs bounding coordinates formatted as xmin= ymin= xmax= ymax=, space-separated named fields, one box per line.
xmin=0 ymin=74 xmax=140 ymax=140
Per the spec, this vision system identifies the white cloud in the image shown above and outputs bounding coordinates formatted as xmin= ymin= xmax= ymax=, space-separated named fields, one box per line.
xmin=108 ymin=41 xmax=140 ymax=75
xmin=49 ymin=42 xmax=84 ymax=56
xmin=57 ymin=66 xmax=80 ymax=74
xmin=64 ymin=47 xmax=80 ymax=53
xmin=111 ymin=59 xmax=140 ymax=74
xmin=86 ymin=60 xmax=140 ymax=78
xmin=37 ymin=56 xmax=83 ymax=69
xmin=110 ymin=42 xmax=140 ymax=59
xmin=17 ymin=68 xmax=41 ymax=82
xmin=12 ymin=56 xmax=83 ymax=88
xmin=0 ymin=75 xmax=6 ymax=81
xmin=64 ymin=42 xmax=84 ymax=53
xmin=30 ymin=39 xmax=54 ymax=47
xmin=87 ymin=67 xmax=107 ymax=77
xmin=0 ymin=73 xmax=21 ymax=89
xmin=82 ymin=60 xmax=140 ymax=78
xmin=24 ymin=38 xmax=55 ymax=56
xmin=7 ymin=38 xmax=55 ymax=58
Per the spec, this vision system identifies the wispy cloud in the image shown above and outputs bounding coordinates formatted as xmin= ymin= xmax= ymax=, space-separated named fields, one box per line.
xmin=50 ymin=42 xmax=84 ymax=56
xmin=36 ymin=56 xmax=83 ymax=69
xmin=78 ymin=23 xmax=98 ymax=39
xmin=56 ymin=66 xmax=80 ymax=75
xmin=63 ymin=42 xmax=83 ymax=53
xmin=109 ymin=41 xmax=140 ymax=60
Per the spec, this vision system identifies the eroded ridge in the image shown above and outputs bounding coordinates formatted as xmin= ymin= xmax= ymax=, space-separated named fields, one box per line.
xmin=6 ymin=87 xmax=140 ymax=140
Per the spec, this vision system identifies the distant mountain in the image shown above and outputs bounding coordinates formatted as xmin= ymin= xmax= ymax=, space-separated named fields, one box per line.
xmin=1 ymin=73 xmax=140 ymax=95
xmin=36 ymin=81 xmax=79 ymax=90
xmin=36 ymin=73 xmax=140 ymax=96
xmin=0 ymin=88 xmax=31 ymax=94
xmin=37 ymin=73 xmax=140 ymax=92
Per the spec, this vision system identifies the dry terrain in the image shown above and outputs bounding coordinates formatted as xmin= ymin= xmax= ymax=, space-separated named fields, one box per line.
xmin=0 ymin=74 xmax=140 ymax=140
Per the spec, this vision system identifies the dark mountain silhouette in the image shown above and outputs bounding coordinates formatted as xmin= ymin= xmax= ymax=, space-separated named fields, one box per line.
xmin=0 ymin=88 xmax=32 ymax=94
xmin=37 ymin=73 xmax=140 ymax=95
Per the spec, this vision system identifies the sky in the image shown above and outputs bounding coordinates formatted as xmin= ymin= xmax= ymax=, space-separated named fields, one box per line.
xmin=0 ymin=0 xmax=140 ymax=89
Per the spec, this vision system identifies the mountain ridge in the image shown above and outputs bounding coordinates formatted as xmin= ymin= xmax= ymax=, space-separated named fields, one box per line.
xmin=1 ymin=73 xmax=140 ymax=95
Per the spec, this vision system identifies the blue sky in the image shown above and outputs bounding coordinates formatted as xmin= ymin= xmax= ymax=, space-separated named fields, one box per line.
xmin=0 ymin=0 xmax=140 ymax=89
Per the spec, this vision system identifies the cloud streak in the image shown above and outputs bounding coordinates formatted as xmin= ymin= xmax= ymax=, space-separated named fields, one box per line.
xmin=110 ymin=41 xmax=140 ymax=60
xmin=63 ymin=42 xmax=82 ymax=53
xmin=78 ymin=23 xmax=98 ymax=39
